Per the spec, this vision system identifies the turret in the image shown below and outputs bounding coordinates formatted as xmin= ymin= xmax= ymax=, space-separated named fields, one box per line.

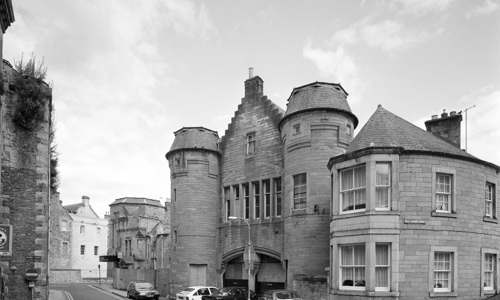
xmin=166 ymin=127 xmax=221 ymax=294
xmin=279 ymin=82 xmax=358 ymax=288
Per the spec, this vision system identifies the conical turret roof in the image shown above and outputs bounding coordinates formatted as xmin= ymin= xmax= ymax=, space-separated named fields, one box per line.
xmin=166 ymin=127 xmax=219 ymax=158
xmin=281 ymin=82 xmax=358 ymax=128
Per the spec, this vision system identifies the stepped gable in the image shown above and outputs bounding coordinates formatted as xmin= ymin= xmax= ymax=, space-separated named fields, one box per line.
xmin=221 ymin=95 xmax=284 ymax=142
xmin=281 ymin=81 xmax=358 ymax=128
xmin=168 ymin=127 xmax=219 ymax=154
xmin=347 ymin=105 xmax=476 ymax=159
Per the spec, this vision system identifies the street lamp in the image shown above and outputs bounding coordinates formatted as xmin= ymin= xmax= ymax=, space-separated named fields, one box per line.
xmin=229 ymin=216 xmax=251 ymax=300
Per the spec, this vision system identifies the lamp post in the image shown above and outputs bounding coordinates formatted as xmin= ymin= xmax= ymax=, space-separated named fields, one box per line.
xmin=229 ymin=216 xmax=251 ymax=300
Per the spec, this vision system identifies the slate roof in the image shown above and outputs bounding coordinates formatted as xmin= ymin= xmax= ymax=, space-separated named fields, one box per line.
xmin=109 ymin=197 xmax=164 ymax=207
xmin=63 ymin=203 xmax=83 ymax=213
xmin=346 ymin=105 xmax=477 ymax=159
xmin=282 ymin=82 xmax=358 ymax=128
xmin=167 ymin=127 xmax=219 ymax=156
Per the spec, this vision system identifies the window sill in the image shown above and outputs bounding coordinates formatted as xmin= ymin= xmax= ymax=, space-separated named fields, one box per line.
xmin=333 ymin=210 xmax=399 ymax=220
xmin=429 ymin=291 xmax=457 ymax=297
xmin=483 ymin=216 xmax=498 ymax=224
xmin=292 ymin=209 xmax=306 ymax=216
xmin=332 ymin=289 xmax=399 ymax=298
xmin=431 ymin=211 xmax=457 ymax=218
xmin=484 ymin=289 xmax=496 ymax=295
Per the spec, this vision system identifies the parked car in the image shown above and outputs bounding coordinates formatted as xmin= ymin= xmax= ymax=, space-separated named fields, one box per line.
xmin=126 ymin=281 xmax=160 ymax=299
xmin=176 ymin=286 xmax=218 ymax=300
xmin=258 ymin=290 xmax=302 ymax=300
xmin=201 ymin=287 xmax=256 ymax=300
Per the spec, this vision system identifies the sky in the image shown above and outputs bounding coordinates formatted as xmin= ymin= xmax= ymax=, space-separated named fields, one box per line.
xmin=4 ymin=0 xmax=499 ymax=218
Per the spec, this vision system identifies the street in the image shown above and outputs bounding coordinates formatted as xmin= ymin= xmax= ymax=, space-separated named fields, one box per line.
xmin=50 ymin=283 xmax=123 ymax=300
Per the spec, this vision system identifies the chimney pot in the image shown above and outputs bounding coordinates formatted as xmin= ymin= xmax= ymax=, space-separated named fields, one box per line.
xmin=441 ymin=109 xmax=448 ymax=118
xmin=450 ymin=111 xmax=456 ymax=116
xmin=249 ymin=67 xmax=254 ymax=79
xmin=431 ymin=115 xmax=438 ymax=120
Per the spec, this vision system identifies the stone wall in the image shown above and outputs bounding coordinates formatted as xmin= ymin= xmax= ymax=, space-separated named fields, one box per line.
xmin=49 ymin=192 xmax=72 ymax=269
xmin=398 ymin=154 xmax=500 ymax=299
xmin=0 ymin=61 xmax=51 ymax=300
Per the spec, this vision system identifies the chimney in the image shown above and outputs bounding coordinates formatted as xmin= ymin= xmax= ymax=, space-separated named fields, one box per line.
xmin=244 ymin=67 xmax=263 ymax=98
xmin=82 ymin=195 xmax=90 ymax=212
xmin=424 ymin=109 xmax=462 ymax=148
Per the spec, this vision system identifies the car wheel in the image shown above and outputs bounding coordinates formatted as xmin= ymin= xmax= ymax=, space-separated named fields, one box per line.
xmin=127 ymin=292 xmax=133 ymax=299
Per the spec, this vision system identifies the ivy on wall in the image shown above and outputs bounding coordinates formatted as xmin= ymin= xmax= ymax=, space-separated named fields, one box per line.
xmin=10 ymin=54 xmax=59 ymax=193
xmin=12 ymin=55 xmax=51 ymax=130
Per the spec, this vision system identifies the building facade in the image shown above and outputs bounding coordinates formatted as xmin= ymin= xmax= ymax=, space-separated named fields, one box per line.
xmin=328 ymin=107 xmax=500 ymax=299
xmin=166 ymin=71 xmax=499 ymax=300
xmin=49 ymin=195 xmax=109 ymax=282
xmin=166 ymin=72 xmax=358 ymax=299
xmin=107 ymin=197 xmax=170 ymax=292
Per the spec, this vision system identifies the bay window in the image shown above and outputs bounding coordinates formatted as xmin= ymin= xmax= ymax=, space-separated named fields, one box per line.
xmin=340 ymin=244 xmax=365 ymax=289
xmin=340 ymin=165 xmax=366 ymax=213
xmin=375 ymin=163 xmax=390 ymax=210
xmin=375 ymin=244 xmax=390 ymax=291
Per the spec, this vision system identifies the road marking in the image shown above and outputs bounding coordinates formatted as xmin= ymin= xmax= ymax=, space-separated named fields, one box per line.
xmin=64 ymin=291 xmax=73 ymax=300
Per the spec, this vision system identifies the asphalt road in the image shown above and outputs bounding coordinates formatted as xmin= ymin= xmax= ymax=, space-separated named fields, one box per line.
xmin=50 ymin=283 xmax=123 ymax=300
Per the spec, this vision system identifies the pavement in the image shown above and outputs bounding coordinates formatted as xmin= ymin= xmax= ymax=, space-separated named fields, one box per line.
xmin=49 ymin=283 xmax=170 ymax=300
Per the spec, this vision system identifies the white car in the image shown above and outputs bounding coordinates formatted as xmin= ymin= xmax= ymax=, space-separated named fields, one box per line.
xmin=176 ymin=286 xmax=218 ymax=300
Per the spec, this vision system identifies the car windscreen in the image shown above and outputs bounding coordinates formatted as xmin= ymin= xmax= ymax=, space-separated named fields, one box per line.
xmin=212 ymin=288 xmax=232 ymax=296
xmin=136 ymin=283 xmax=154 ymax=289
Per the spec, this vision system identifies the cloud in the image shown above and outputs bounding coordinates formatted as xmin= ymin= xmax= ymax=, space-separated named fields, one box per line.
xmin=390 ymin=0 xmax=455 ymax=16
xmin=466 ymin=0 xmax=499 ymax=19
xmin=303 ymin=42 xmax=358 ymax=84
xmin=360 ymin=20 xmax=435 ymax=53
xmin=163 ymin=0 xmax=216 ymax=39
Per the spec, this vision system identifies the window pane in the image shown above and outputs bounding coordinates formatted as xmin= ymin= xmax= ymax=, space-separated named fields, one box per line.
xmin=376 ymin=164 xmax=390 ymax=185
xmin=376 ymin=187 xmax=389 ymax=208
xmin=376 ymin=267 xmax=388 ymax=287
xmin=341 ymin=169 xmax=353 ymax=191
xmin=376 ymin=245 xmax=389 ymax=265
xmin=354 ymin=166 xmax=366 ymax=188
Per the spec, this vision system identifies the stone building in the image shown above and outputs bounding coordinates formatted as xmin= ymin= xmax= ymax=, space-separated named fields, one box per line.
xmin=328 ymin=106 xmax=499 ymax=299
xmin=108 ymin=197 xmax=170 ymax=293
xmin=0 ymin=13 xmax=52 ymax=300
xmin=166 ymin=71 xmax=499 ymax=300
xmin=166 ymin=71 xmax=356 ymax=299
xmin=49 ymin=195 xmax=109 ymax=282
